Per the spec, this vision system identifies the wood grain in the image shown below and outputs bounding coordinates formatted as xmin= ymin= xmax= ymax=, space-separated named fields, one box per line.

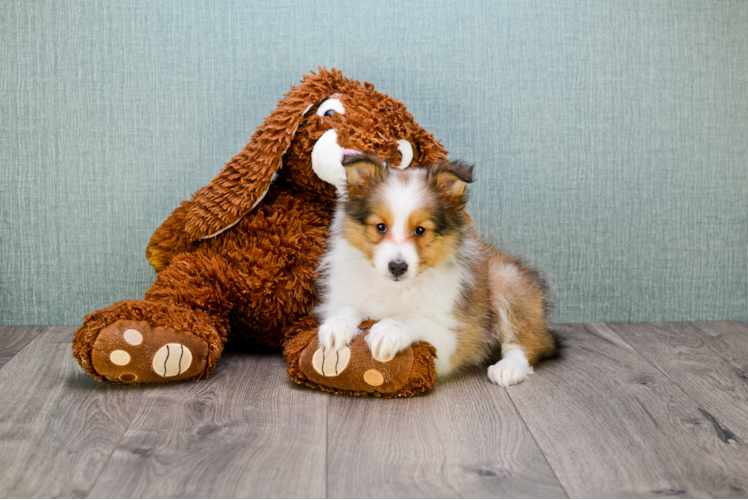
xmin=0 ymin=325 xmax=46 ymax=368
xmin=326 ymin=366 xmax=567 ymax=499
xmin=87 ymin=351 xmax=328 ymax=498
xmin=505 ymin=323 xmax=748 ymax=498
xmin=609 ymin=321 xmax=748 ymax=440
xmin=2 ymin=322 xmax=748 ymax=498
xmin=0 ymin=326 xmax=142 ymax=498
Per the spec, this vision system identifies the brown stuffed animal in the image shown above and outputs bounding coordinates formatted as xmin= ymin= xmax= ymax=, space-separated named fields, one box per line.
xmin=73 ymin=68 xmax=447 ymax=396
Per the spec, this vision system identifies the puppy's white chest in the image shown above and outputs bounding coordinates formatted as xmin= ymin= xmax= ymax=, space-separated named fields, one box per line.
xmin=322 ymin=239 xmax=466 ymax=375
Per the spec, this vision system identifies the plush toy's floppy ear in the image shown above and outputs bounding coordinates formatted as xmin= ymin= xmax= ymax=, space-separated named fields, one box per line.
xmin=184 ymin=68 xmax=346 ymax=240
xmin=409 ymin=124 xmax=450 ymax=166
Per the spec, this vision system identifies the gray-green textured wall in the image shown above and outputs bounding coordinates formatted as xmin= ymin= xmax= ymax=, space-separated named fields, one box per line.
xmin=2 ymin=0 xmax=746 ymax=326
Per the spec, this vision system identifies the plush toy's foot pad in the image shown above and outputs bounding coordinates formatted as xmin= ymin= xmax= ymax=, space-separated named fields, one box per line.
xmin=285 ymin=320 xmax=437 ymax=398
xmin=301 ymin=334 xmax=414 ymax=393
xmin=91 ymin=320 xmax=209 ymax=383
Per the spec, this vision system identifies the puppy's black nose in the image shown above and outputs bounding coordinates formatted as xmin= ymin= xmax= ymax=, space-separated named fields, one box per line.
xmin=388 ymin=260 xmax=408 ymax=278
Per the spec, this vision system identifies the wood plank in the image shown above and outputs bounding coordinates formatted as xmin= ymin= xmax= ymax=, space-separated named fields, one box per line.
xmin=608 ymin=321 xmax=748 ymax=440
xmin=0 ymin=326 xmax=142 ymax=498
xmin=0 ymin=326 xmax=46 ymax=368
xmin=327 ymin=366 xmax=567 ymax=499
xmin=692 ymin=321 xmax=748 ymax=338
xmin=87 ymin=351 xmax=328 ymax=498
xmin=506 ymin=323 xmax=748 ymax=498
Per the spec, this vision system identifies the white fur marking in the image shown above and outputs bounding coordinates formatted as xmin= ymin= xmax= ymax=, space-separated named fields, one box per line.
xmin=372 ymin=178 xmax=426 ymax=280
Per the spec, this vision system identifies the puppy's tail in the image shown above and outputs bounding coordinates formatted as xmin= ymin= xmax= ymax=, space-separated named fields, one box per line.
xmin=543 ymin=326 xmax=566 ymax=362
xmin=526 ymin=264 xmax=564 ymax=362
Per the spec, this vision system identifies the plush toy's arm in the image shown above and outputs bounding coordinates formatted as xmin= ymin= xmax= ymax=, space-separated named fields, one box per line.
xmin=145 ymin=201 xmax=199 ymax=273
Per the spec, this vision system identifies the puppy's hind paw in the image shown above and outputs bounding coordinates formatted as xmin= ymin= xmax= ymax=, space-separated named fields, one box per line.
xmin=488 ymin=358 xmax=534 ymax=387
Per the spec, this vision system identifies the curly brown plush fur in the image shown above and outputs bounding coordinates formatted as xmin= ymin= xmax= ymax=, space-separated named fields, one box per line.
xmin=72 ymin=68 xmax=448 ymax=390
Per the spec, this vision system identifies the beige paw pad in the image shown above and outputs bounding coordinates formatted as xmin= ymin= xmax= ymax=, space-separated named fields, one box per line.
xmin=363 ymin=369 xmax=384 ymax=387
xmin=123 ymin=329 xmax=143 ymax=345
xmin=109 ymin=350 xmax=131 ymax=366
xmin=312 ymin=347 xmax=351 ymax=377
xmin=152 ymin=343 xmax=193 ymax=377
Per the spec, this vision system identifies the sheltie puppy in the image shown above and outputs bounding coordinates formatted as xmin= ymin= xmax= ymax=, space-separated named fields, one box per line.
xmin=315 ymin=153 xmax=556 ymax=386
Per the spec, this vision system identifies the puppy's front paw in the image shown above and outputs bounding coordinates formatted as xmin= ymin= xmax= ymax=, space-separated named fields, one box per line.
xmin=366 ymin=319 xmax=412 ymax=362
xmin=488 ymin=357 xmax=534 ymax=387
xmin=318 ymin=316 xmax=360 ymax=352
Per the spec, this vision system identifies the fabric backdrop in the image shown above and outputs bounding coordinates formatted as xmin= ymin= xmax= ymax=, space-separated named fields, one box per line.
xmin=1 ymin=0 xmax=746 ymax=326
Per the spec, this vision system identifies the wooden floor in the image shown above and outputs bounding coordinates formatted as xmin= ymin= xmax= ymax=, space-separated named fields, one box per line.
xmin=0 ymin=322 xmax=747 ymax=498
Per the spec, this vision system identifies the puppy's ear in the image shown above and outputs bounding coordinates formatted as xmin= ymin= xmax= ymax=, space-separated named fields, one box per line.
xmin=428 ymin=161 xmax=474 ymax=208
xmin=342 ymin=153 xmax=387 ymax=193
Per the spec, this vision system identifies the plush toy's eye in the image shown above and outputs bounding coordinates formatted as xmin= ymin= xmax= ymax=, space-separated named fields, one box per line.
xmin=375 ymin=223 xmax=387 ymax=234
xmin=317 ymin=98 xmax=345 ymax=117
xmin=414 ymin=226 xmax=426 ymax=237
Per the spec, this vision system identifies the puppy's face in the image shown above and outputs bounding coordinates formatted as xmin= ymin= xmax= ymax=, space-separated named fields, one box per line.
xmin=341 ymin=154 xmax=473 ymax=283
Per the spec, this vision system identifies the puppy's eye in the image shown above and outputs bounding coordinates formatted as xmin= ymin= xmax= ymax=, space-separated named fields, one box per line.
xmin=324 ymin=109 xmax=336 ymax=117
xmin=375 ymin=223 xmax=387 ymax=234
xmin=414 ymin=226 xmax=426 ymax=237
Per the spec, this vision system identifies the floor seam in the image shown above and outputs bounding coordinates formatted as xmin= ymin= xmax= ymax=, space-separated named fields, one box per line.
xmin=86 ymin=415 xmax=137 ymax=498
xmin=83 ymin=390 xmax=141 ymax=497
xmin=325 ymin=396 xmax=330 ymax=499
xmin=0 ymin=326 xmax=50 ymax=373
xmin=504 ymin=387 xmax=571 ymax=499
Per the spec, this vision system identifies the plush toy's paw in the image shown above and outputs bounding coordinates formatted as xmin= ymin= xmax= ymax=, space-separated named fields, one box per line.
xmin=90 ymin=320 xmax=209 ymax=383
xmin=365 ymin=318 xmax=412 ymax=362
xmin=318 ymin=316 xmax=360 ymax=352
xmin=487 ymin=357 xmax=534 ymax=387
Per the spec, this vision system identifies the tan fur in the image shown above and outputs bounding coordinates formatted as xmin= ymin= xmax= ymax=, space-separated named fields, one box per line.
xmin=341 ymin=204 xmax=393 ymax=260
xmin=449 ymin=267 xmax=495 ymax=372
xmin=417 ymin=231 xmax=460 ymax=271
xmin=486 ymin=248 xmax=555 ymax=365
xmin=432 ymin=169 xmax=468 ymax=200
xmin=448 ymin=245 xmax=553 ymax=371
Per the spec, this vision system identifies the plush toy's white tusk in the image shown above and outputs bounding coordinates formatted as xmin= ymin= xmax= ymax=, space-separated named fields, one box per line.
xmin=311 ymin=129 xmax=347 ymax=189
xmin=395 ymin=139 xmax=413 ymax=169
